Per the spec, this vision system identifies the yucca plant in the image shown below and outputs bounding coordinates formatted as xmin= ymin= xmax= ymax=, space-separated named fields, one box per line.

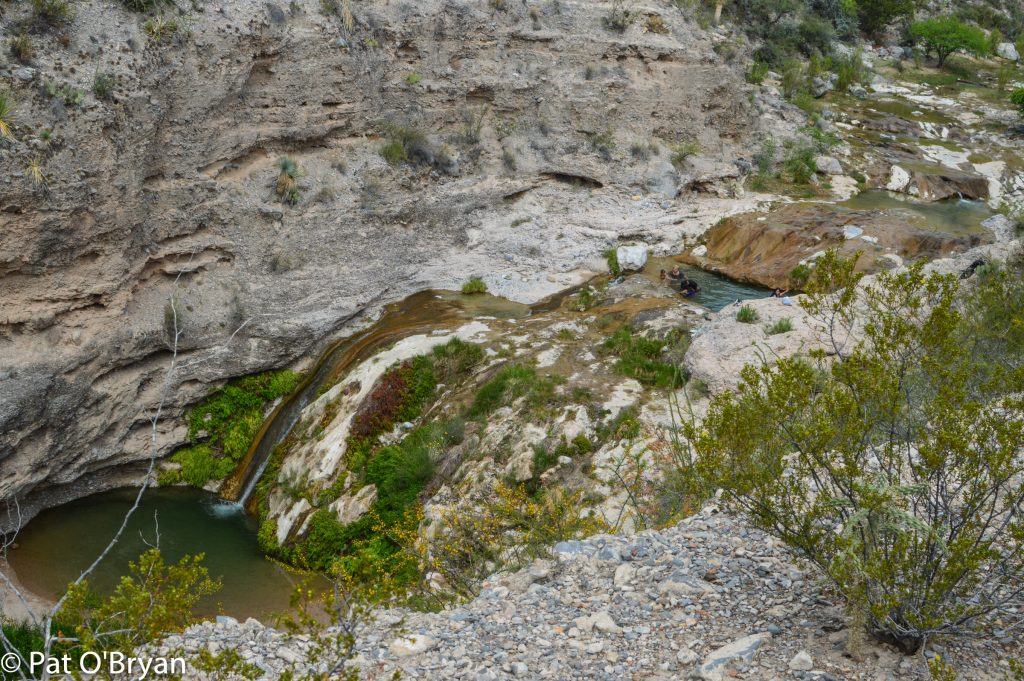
xmin=25 ymin=157 xmax=48 ymax=187
xmin=0 ymin=92 xmax=16 ymax=140
xmin=275 ymin=156 xmax=301 ymax=205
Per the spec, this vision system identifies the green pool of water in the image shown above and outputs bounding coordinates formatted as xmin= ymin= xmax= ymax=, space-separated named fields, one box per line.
xmin=839 ymin=189 xmax=993 ymax=236
xmin=7 ymin=487 xmax=310 ymax=620
xmin=642 ymin=257 xmax=770 ymax=311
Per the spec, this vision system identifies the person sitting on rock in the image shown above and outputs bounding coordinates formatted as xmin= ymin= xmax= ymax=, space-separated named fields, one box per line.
xmin=770 ymin=288 xmax=789 ymax=298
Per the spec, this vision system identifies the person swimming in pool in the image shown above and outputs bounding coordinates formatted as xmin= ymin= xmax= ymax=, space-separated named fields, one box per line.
xmin=679 ymin=274 xmax=700 ymax=297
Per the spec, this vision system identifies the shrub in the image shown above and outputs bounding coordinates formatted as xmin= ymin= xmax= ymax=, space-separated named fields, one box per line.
xmin=143 ymin=16 xmax=180 ymax=43
xmin=834 ymin=49 xmax=870 ymax=92
xmin=856 ymin=0 xmax=914 ymax=37
xmin=670 ymin=140 xmax=700 ymax=167
xmin=780 ymin=58 xmax=806 ymax=100
xmin=379 ymin=123 xmax=437 ymax=168
xmin=92 ymin=71 xmax=115 ymax=100
xmin=604 ymin=248 xmax=621 ymax=277
xmin=572 ymin=286 xmax=598 ymax=311
xmin=46 ymin=81 xmax=84 ymax=106
xmin=430 ymin=337 xmax=484 ymax=383
xmin=783 ymin=141 xmax=816 ymax=184
xmin=461 ymin=276 xmax=487 ymax=294
xmin=602 ymin=1 xmax=636 ymax=32
xmin=467 ymin=364 xmax=560 ymax=419
xmin=122 ymin=0 xmax=163 ymax=11
xmin=1011 ymin=88 xmax=1024 ymax=119
xmin=746 ymin=61 xmax=769 ymax=85
xmin=646 ymin=14 xmax=668 ymax=34
xmin=736 ymin=304 xmax=759 ymax=323
xmin=789 ymin=262 xmax=812 ymax=287
xmin=601 ymin=327 xmax=688 ymax=389
xmin=585 ymin=130 xmax=615 ymax=160
xmin=31 ymin=0 xmax=72 ymax=24
xmin=909 ymin=16 xmax=989 ymax=68
xmin=688 ymin=252 xmax=1024 ymax=652
xmin=405 ymin=72 xmax=422 ymax=85
xmin=766 ymin=318 xmax=793 ymax=334
xmin=10 ymin=34 xmax=33 ymax=63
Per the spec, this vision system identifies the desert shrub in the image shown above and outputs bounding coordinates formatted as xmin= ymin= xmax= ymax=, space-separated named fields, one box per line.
xmin=602 ymin=1 xmax=636 ymax=32
xmin=834 ymin=48 xmax=870 ymax=92
xmin=143 ymin=16 xmax=180 ymax=43
xmin=10 ymin=34 xmax=33 ymax=63
xmin=782 ymin=141 xmax=816 ymax=184
xmin=670 ymin=139 xmax=700 ymax=167
xmin=31 ymin=0 xmax=72 ymax=25
xmin=0 ymin=92 xmax=14 ymax=140
xmin=585 ymin=130 xmax=615 ymax=160
xmin=60 ymin=550 xmax=220 ymax=652
xmin=746 ymin=61 xmax=769 ymax=85
xmin=601 ymin=327 xmax=688 ymax=389
xmin=1012 ymin=88 xmax=1024 ymax=119
xmin=405 ymin=72 xmax=422 ymax=85
xmin=687 ymin=251 xmax=1024 ymax=652
xmin=766 ymin=318 xmax=793 ymax=334
xmin=796 ymin=15 xmax=834 ymax=57
xmin=501 ymin=148 xmax=517 ymax=171
xmin=736 ymin=304 xmax=759 ymax=323
xmin=780 ymin=58 xmax=806 ymax=100
xmin=856 ymin=0 xmax=914 ymax=37
xmin=646 ymin=13 xmax=668 ymax=33
xmin=92 ymin=71 xmax=115 ymax=100
xmin=629 ymin=140 xmax=657 ymax=160
xmin=422 ymin=482 xmax=608 ymax=598
xmin=461 ymin=276 xmax=487 ymax=294
xmin=909 ymin=16 xmax=988 ymax=68
xmin=46 ymin=81 xmax=84 ymax=106
xmin=122 ymin=0 xmax=163 ymax=11
xmin=379 ymin=123 xmax=444 ymax=169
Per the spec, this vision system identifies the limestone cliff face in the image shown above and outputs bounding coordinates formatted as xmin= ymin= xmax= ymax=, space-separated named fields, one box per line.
xmin=0 ymin=0 xmax=767 ymax=524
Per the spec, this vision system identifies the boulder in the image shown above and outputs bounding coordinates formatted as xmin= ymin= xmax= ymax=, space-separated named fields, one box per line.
xmin=616 ymin=244 xmax=648 ymax=272
xmin=810 ymin=76 xmax=833 ymax=98
xmin=789 ymin=650 xmax=814 ymax=671
xmin=388 ymin=634 xmax=437 ymax=657
xmin=697 ymin=633 xmax=771 ymax=681
xmin=996 ymin=42 xmax=1020 ymax=62
xmin=815 ymin=155 xmax=843 ymax=175
xmin=886 ymin=165 xmax=911 ymax=192
xmin=982 ymin=214 xmax=1016 ymax=242
xmin=912 ymin=168 xmax=989 ymax=202
xmin=329 ymin=484 xmax=377 ymax=524
xmin=849 ymin=84 xmax=868 ymax=99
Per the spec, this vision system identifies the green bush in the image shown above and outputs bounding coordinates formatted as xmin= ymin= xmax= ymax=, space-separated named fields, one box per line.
xmin=1011 ymin=88 xmax=1024 ymax=119
xmin=736 ymin=304 xmax=759 ymax=323
xmin=468 ymin=365 xmax=560 ymax=419
xmin=602 ymin=1 xmax=636 ymax=32
xmin=31 ymin=0 xmax=72 ymax=24
xmin=601 ymin=327 xmax=688 ymax=389
xmin=461 ymin=276 xmax=487 ymax=294
xmin=687 ymin=251 xmax=1024 ymax=653
xmin=746 ymin=61 xmax=769 ymax=85
xmin=790 ymin=262 xmax=812 ymax=287
xmin=766 ymin=318 xmax=793 ymax=334
xmin=834 ymin=49 xmax=870 ymax=92
xmin=856 ymin=0 xmax=914 ymax=37
xmin=783 ymin=142 xmax=816 ymax=184
xmin=909 ymin=16 xmax=989 ymax=68
xmin=430 ymin=337 xmax=484 ymax=383
xmin=92 ymin=71 xmax=116 ymax=100
xmin=604 ymin=248 xmax=621 ymax=277
xmin=670 ymin=140 xmax=700 ymax=167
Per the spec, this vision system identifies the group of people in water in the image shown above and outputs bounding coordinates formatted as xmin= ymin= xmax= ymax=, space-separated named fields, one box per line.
xmin=659 ymin=265 xmax=701 ymax=298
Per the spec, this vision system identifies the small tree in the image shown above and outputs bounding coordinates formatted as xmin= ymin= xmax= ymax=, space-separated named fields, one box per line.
xmin=688 ymin=251 xmax=1024 ymax=652
xmin=856 ymin=0 xmax=914 ymax=37
xmin=908 ymin=16 xmax=988 ymax=68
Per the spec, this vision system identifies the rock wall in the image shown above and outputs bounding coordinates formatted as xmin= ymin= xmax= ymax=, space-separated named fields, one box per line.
xmin=0 ymin=0 xmax=769 ymax=525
